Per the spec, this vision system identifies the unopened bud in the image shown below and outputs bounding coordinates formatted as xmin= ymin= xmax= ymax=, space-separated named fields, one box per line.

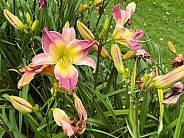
xmin=168 ymin=41 xmax=176 ymax=54
xmin=10 ymin=96 xmax=33 ymax=114
xmin=79 ymin=4 xmax=88 ymax=13
xmin=77 ymin=21 xmax=94 ymax=40
xmin=3 ymin=9 xmax=25 ymax=30
xmin=26 ymin=12 xmax=32 ymax=25
xmin=123 ymin=50 xmax=136 ymax=60
xmin=149 ymin=65 xmax=184 ymax=89
xmin=64 ymin=21 xmax=70 ymax=28
xmin=94 ymin=0 xmax=102 ymax=6
xmin=93 ymin=44 xmax=111 ymax=59
xmin=99 ymin=18 xmax=110 ymax=39
xmin=111 ymin=44 xmax=124 ymax=75
xmin=31 ymin=20 xmax=39 ymax=32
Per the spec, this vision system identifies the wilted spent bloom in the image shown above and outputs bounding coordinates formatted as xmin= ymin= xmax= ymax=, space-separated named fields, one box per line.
xmin=79 ymin=4 xmax=88 ymax=13
xmin=53 ymin=94 xmax=87 ymax=137
xmin=136 ymin=49 xmax=152 ymax=64
xmin=168 ymin=41 xmax=176 ymax=54
xmin=162 ymin=81 xmax=184 ymax=104
xmin=73 ymin=93 xmax=87 ymax=134
xmin=123 ymin=50 xmax=136 ymax=61
xmin=111 ymin=44 xmax=124 ymax=75
xmin=10 ymin=96 xmax=33 ymax=114
xmin=93 ymin=44 xmax=111 ymax=59
xmin=3 ymin=9 xmax=25 ymax=30
xmin=38 ymin=0 xmax=47 ymax=10
xmin=18 ymin=63 xmax=54 ymax=89
xmin=149 ymin=65 xmax=184 ymax=89
xmin=53 ymin=108 xmax=77 ymax=137
xmin=172 ymin=54 xmax=184 ymax=68
xmin=77 ymin=21 xmax=95 ymax=40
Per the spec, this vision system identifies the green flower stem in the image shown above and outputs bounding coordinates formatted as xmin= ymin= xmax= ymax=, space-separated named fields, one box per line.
xmin=157 ymin=89 xmax=164 ymax=135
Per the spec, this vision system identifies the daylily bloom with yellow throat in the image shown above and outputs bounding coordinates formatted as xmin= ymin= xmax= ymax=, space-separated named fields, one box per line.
xmin=111 ymin=4 xmax=143 ymax=51
xmin=111 ymin=27 xmax=144 ymax=51
xmin=111 ymin=3 xmax=144 ymax=51
xmin=32 ymin=26 xmax=96 ymax=92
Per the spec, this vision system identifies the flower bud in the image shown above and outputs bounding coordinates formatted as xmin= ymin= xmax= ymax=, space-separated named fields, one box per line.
xmin=3 ymin=9 xmax=25 ymax=30
xmin=111 ymin=44 xmax=124 ymax=75
xmin=64 ymin=21 xmax=70 ymax=28
xmin=77 ymin=21 xmax=94 ymax=40
xmin=93 ymin=44 xmax=111 ymax=59
xmin=26 ymin=12 xmax=32 ymax=25
xmin=126 ymin=2 xmax=136 ymax=15
xmin=31 ymin=20 xmax=39 ymax=32
xmin=168 ymin=41 xmax=176 ymax=54
xmin=99 ymin=18 xmax=110 ymax=39
xmin=79 ymin=4 xmax=88 ymax=13
xmin=123 ymin=50 xmax=136 ymax=60
xmin=94 ymin=0 xmax=102 ymax=6
xmin=10 ymin=96 xmax=33 ymax=114
xmin=149 ymin=65 xmax=184 ymax=89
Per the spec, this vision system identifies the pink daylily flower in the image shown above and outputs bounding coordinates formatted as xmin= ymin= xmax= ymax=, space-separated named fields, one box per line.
xmin=111 ymin=3 xmax=143 ymax=51
xmin=112 ymin=26 xmax=144 ymax=51
xmin=32 ymin=27 xmax=96 ymax=92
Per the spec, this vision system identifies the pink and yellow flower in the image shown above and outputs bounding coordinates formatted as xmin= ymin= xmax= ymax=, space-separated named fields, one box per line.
xmin=32 ymin=27 xmax=96 ymax=92
xmin=111 ymin=3 xmax=144 ymax=51
xmin=111 ymin=27 xmax=144 ymax=51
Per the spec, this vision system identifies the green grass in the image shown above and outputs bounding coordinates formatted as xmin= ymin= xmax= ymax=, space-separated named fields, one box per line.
xmin=132 ymin=0 xmax=184 ymax=70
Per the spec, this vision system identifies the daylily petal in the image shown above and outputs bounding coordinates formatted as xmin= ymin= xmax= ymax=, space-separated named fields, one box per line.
xmin=65 ymin=40 xmax=96 ymax=62
xmin=133 ymin=29 xmax=144 ymax=40
xmin=129 ymin=40 xmax=142 ymax=51
xmin=112 ymin=4 xmax=131 ymax=25
xmin=32 ymin=53 xmax=56 ymax=66
xmin=54 ymin=62 xmax=78 ymax=92
xmin=73 ymin=94 xmax=87 ymax=134
xmin=53 ymin=108 xmax=77 ymax=137
xmin=62 ymin=27 xmax=76 ymax=44
xmin=41 ymin=64 xmax=55 ymax=77
xmin=18 ymin=71 xmax=36 ymax=89
xmin=75 ymin=57 xmax=96 ymax=70
xmin=126 ymin=2 xmax=136 ymax=15
xmin=112 ymin=27 xmax=126 ymax=40
xmin=112 ymin=5 xmax=122 ymax=23
xmin=42 ymin=28 xmax=67 ymax=59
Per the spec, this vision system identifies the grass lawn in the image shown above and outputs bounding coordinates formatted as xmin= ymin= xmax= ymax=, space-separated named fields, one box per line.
xmin=132 ymin=0 xmax=184 ymax=69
